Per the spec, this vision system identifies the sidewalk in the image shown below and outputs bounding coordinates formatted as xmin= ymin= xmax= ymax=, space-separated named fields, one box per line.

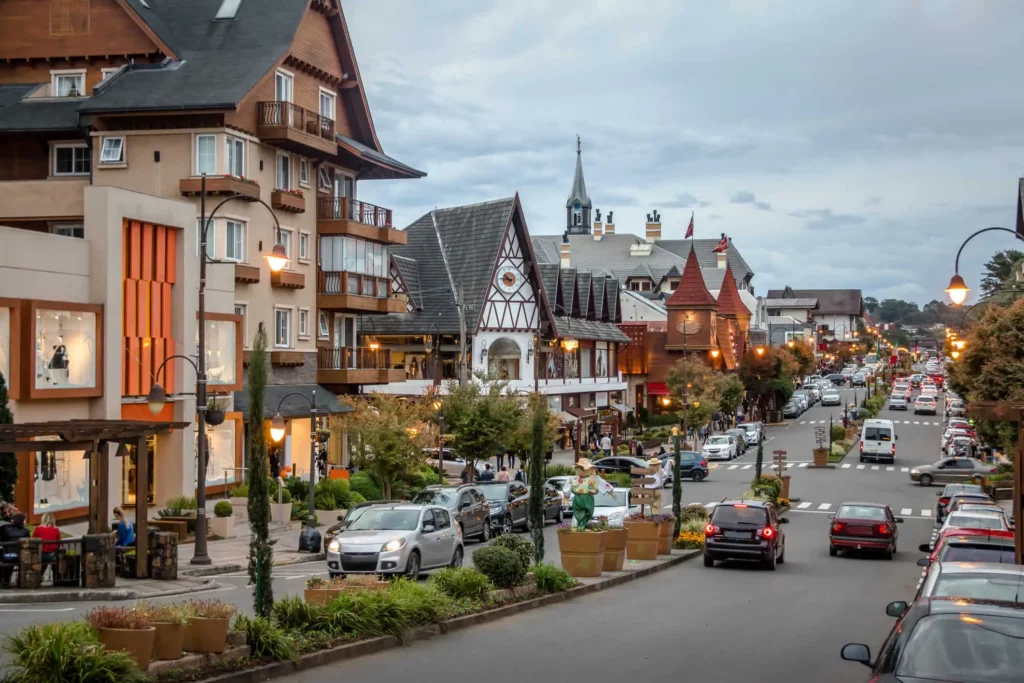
xmin=179 ymin=520 xmax=329 ymax=576
xmin=0 ymin=576 xmax=217 ymax=604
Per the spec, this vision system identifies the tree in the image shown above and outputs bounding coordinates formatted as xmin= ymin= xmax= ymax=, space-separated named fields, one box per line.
xmin=246 ymin=326 xmax=273 ymax=617
xmin=754 ymin=436 xmax=765 ymax=484
xmin=346 ymin=394 xmax=430 ymax=499
xmin=717 ymin=373 xmax=746 ymax=416
xmin=980 ymin=249 xmax=1024 ymax=298
xmin=739 ymin=347 xmax=798 ymax=414
xmin=863 ymin=297 xmax=878 ymax=315
xmin=508 ymin=391 xmax=560 ymax=466
xmin=527 ymin=395 xmax=547 ymax=563
xmin=443 ymin=378 xmax=522 ymax=477
xmin=785 ymin=343 xmax=815 ymax=377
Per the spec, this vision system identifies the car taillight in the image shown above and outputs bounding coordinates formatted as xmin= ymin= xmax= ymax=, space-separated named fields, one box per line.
xmin=860 ymin=443 xmax=865 ymax=452
xmin=832 ymin=522 xmax=845 ymax=533
xmin=990 ymin=467 xmax=998 ymax=473
xmin=705 ymin=524 xmax=717 ymax=536
xmin=939 ymin=497 xmax=949 ymax=506
xmin=700 ymin=460 xmax=707 ymax=467
xmin=878 ymin=524 xmax=890 ymax=536
xmin=759 ymin=527 xmax=774 ymax=539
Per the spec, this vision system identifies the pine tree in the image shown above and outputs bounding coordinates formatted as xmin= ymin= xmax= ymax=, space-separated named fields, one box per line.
xmin=0 ymin=373 xmax=17 ymax=504
xmin=754 ymin=436 xmax=764 ymax=485
xmin=528 ymin=396 xmax=546 ymax=563
xmin=246 ymin=327 xmax=274 ymax=616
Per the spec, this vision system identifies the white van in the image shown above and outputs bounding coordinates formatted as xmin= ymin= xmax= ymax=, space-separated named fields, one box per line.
xmin=860 ymin=419 xmax=897 ymax=463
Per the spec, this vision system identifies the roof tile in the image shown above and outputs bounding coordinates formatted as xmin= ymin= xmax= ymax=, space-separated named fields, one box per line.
xmin=665 ymin=249 xmax=717 ymax=308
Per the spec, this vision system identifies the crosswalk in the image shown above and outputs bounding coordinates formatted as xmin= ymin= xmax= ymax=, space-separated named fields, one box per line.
xmin=667 ymin=500 xmax=936 ymax=520
xmin=713 ymin=461 xmax=910 ymax=474
xmin=797 ymin=419 xmax=943 ymax=426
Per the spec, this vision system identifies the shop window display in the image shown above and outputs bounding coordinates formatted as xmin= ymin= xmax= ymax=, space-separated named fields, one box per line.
xmin=34 ymin=309 xmax=97 ymax=390
xmin=197 ymin=319 xmax=237 ymax=388
xmin=121 ymin=436 xmax=155 ymax=506
xmin=33 ymin=438 xmax=89 ymax=515
xmin=595 ymin=343 xmax=609 ymax=377
xmin=198 ymin=420 xmax=237 ymax=487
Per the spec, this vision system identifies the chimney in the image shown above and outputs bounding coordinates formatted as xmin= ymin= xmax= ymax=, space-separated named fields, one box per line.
xmin=645 ymin=209 xmax=661 ymax=241
xmin=593 ymin=208 xmax=603 ymax=240
xmin=717 ymin=233 xmax=727 ymax=268
xmin=605 ymin=210 xmax=615 ymax=234
xmin=560 ymin=234 xmax=571 ymax=269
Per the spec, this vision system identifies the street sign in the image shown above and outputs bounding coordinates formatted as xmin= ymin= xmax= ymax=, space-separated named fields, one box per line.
xmin=631 ymin=466 xmax=656 ymax=476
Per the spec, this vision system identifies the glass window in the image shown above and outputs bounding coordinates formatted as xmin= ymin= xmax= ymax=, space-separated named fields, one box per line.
xmin=202 ymin=420 xmax=237 ymax=487
xmin=318 ymin=312 xmax=329 ymax=338
xmin=299 ymin=232 xmax=309 ymax=260
xmin=835 ymin=505 xmax=888 ymax=521
xmin=276 ymin=154 xmax=290 ymax=190
xmin=234 ymin=304 xmax=247 ymax=346
xmin=711 ymin=504 xmax=768 ymax=525
xmin=299 ymin=159 xmax=309 ymax=185
xmin=278 ymin=229 xmax=292 ymax=260
xmin=434 ymin=509 xmax=451 ymax=529
xmin=51 ymin=223 xmax=84 ymax=238
xmin=33 ymin=439 xmax=89 ymax=514
xmin=225 ymin=220 xmax=244 ymax=262
xmin=344 ymin=237 xmax=358 ymax=272
xmin=298 ymin=309 xmax=309 ymax=338
xmin=319 ymin=166 xmax=331 ymax=190
xmin=99 ymin=137 xmax=124 ymax=164
xmin=225 ymin=136 xmax=245 ymax=177
xmin=197 ymin=318 xmax=237 ymax=387
xmin=196 ymin=219 xmax=215 ymax=260
xmin=275 ymin=70 xmax=293 ymax=103
xmin=896 ymin=614 xmax=1024 ymax=682
xmin=53 ymin=72 xmax=84 ymax=97
xmin=195 ymin=134 xmax=217 ymax=175
xmin=319 ymin=90 xmax=335 ymax=120
xmin=595 ymin=342 xmax=609 ymax=377
xmin=274 ymin=308 xmax=291 ymax=348
xmin=581 ymin=348 xmax=592 ymax=378
xmin=53 ymin=145 xmax=90 ymax=175
xmin=356 ymin=240 xmax=366 ymax=275
xmin=0 ymin=307 xmax=10 ymax=384
xmin=864 ymin=427 xmax=892 ymax=441
xmin=34 ymin=309 xmax=98 ymax=390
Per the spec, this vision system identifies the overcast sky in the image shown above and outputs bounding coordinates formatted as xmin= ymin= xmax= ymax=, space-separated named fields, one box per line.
xmin=345 ymin=0 xmax=1024 ymax=306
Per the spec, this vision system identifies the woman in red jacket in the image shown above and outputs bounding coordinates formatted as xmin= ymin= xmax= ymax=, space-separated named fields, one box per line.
xmin=32 ymin=513 xmax=61 ymax=565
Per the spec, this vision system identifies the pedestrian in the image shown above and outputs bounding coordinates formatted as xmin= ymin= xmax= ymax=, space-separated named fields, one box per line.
xmin=635 ymin=440 xmax=645 ymax=460
xmin=112 ymin=506 xmax=135 ymax=549
xmin=0 ymin=513 xmax=29 ymax=585
xmin=460 ymin=465 xmax=471 ymax=483
xmin=479 ymin=463 xmax=495 ymax=482
xmin=507 ymin=450 xmax=516 ymax=469
xmin=497 ymin=466 xmax=510 ymax=481
xmin=600 ymin=433 xmax=612 ymax=456
xmin=496 ymin=451 xmax=504 ymax=469
xmin=269 ymin=450 xmax=281 ymax=480
xmin=514 ymin=466 xmax=526 ymax=482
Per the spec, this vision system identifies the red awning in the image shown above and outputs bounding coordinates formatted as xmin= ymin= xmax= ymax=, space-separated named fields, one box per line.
xmin=647 ymin=382 xmax=670 ymax=396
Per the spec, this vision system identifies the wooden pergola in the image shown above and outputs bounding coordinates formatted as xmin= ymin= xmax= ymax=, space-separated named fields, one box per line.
xmin=0 ymin=419 xmax=190 ymax=578
xmin=967 ymin=401 xmax=1024 ymax=565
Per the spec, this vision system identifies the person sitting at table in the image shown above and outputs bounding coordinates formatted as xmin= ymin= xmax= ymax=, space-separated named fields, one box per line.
xmin=32 ymin=513 xmax=61 ymax=565
xmin=112 ymin=507 xmax=135 ymax=549
xmin=1 ymin=513 xmax=30 ymax=585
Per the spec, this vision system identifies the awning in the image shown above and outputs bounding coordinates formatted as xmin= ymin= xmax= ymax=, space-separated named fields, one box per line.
xmin=233 ymin=384 xmax=353 ymax=420
xmin=647 ymin=382 xmax=670 ymax=396
xmin=610 ymin=403 xmax=630 ymax=414
xmin=557 ymin=411 xmax=579 ymax=423
xmin=566 ymin=407 xmax=598 ymax=420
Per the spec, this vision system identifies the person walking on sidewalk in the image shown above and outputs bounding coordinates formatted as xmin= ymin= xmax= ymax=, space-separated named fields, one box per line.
xmin=600 ymin=433 xmax=612 ymax=456
xmin=479 ymin=464 xmax=495 ymax=482
xmin=506 ymin=450 xmax=516 ymax=469
xmin=497 ymin=466 xmax=510 ymax=482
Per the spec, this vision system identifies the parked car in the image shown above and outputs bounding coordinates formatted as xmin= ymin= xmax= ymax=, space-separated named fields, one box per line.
xmin=938 ymin=510 xmax=1009 ymax=536
xmin=478 ymin=481 xmax=530 ymax=535
xmin=948 ymin=502 xmax=1011 ymax=528
xmin=804 ymin=385 xmax=822 ymax=403
xmin=704 ymin=499 xmax=787 ymax=570
xmin=724 ymin=428 xmax=749 ymax=454
xmin=671 ymin=450 xmax=710 ymax=482
xmin=828 ymin=502 xmax=902 ymax=559
xmin=915 ymin=561 xmax=1024 ymax=602
xmin=821 ymin=389 xmax=842 ymax=406
xmin=591 ymin=488 xmax=640 ymax=526
xmin=826 ymin=373 xmax=847 ymax=385
xmin=546 ymin=476 xmax=574 ymax=518
xmin=592 ymin=455 xmax=649 ymax=477
xmin=323 ymin=500 xmax=405 ymax=549
xmin=914 ymin=394 xmax=938 ymax=415
xmin=934 ymin=483 xmax=986 ymax=523
xmin=947 ymin=399 xmax=966 ymax=417
xmin=702 ymin=434 xmax=738 ymax=461
xmin=740 ymin=421 xmax=764 ymax=444
xmin=909 ymin=457 xmax=997 ymax=486
xmin=888 ymin=395 xmax=908 ymax=411
xmin=325 ymin=503 xmax=464 ymax=579
xmin=412 ymin=485 xmax=492 ymax=542
xmin=792 ymin=389 xmax=815 ymax=406
xmin=920 ymin=533 xmax=1015 ymax=567
xmin=782 ymin=401 xmax=802 ymax=419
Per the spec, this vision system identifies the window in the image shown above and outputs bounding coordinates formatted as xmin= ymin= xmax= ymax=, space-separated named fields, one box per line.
xmin=299 ymin=232 xmax=309 ymax=261
xmin=298 ymin=309 xmax=310 ymax=338
xmin=196 ymin=218 xmax=215 ymax=260
xmin=195 ymin=134 xmax=217 ymax=175
xmin=274 ymin=308 xmax=292 ymax=348
xmin=276 ymin=153 xmax=290 ymax=190
xmin=100 ymin=67 xmax=120 ymax=82
xmin=52 ymin=71 xmax=85 ymax=97
xmin=277 ymin=229 xmax=292 ymax=261
xmin=234 ymin=304 xmax=247 ymax=346
xmin=299 ymin=159 xmax=309 ymax=186
xmin=318 ymin=166 xmax=331 ymax=190
xmin=319 ymin=236 xmax=388 ymax=278
xmin=53 ymin=144 xmax=90 ymax=176
xmin=99 ymin=137 xmax=124 ymax=164
xmin=318 ymin=311 xmax=329 ymax=338
xmin=51 ymin=223 xmax=84 ymax=238
xmin=275 ymin=70 xmax=293 ymax=103
xmin=215 ymin=0 xmax=244 ymax=19
xmin=319 ymin=89 xmax=336 ymax=121
xmin=225 ymin=220 xmax=245 ymax=262
xmin=225 ymin=136 xmax=245 ymax=177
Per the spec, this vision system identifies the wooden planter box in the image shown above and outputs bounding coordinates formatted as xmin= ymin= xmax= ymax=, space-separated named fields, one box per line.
xmin=304 ymin=588 xmax=342 ymax=605
xmin=271 ymin=190 xmax=306 ymax=213
xmin=603 ymin=528 xmax=628 ymax=571
xmin=625 ymin=520 xmax=660 ymax=560
xmin=557 ymin=530 xmax=607 ymax=577
xmin=813 ymin=448 xmax=829 ymax=467
xmin=658 ymin=520 xmax=673 ymax=555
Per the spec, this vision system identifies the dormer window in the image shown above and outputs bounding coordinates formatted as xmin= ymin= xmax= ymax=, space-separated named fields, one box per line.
xmin=51 ymin=70 xmax=85 ymax=98
xmin=215 ymin=0 xmax=244 ymax=19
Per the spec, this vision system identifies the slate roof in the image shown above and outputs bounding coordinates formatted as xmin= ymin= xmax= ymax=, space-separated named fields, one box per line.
xmin=764 ymin=289 xmax=863 ymax=316
xmin=665 ymin=249 xmax=717 ymax=308
xmin=577 ymin=272 xmax=592 ymax=319
xmin=0 ymin=85 xmax=83 ymax=132
xmin=531 ymin=237 xmax=561 ymax=264
xmin=554 ymin=318 xmax=630 ymax=343
xmin=762 ymin=298 xmax=819 ymax=310
xmin=592 ymin=277 xmax=605 ymax=320
xmin=657 ymin=237 xmax=753 ymax=283
xmin=538 ymin=263 xmax=561 ymax=308
xmin=392 ymin=255 xmax=422 ymax=311
xmin=337 ymin=133 xmax=426 ymax=179
xmin=560 ymin=268 xmax=577 ymax=316
xmin=714 ymin=266 xmax=751 ymax=317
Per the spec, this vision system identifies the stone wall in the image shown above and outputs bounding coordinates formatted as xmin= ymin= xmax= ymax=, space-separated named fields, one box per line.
xmin=82 ymin=534 xmax=116 ymax=588
xmin=150 ymin=531 xmax=178 ymax=580
xmin=17 ymin=538 xmax=41 ymax=589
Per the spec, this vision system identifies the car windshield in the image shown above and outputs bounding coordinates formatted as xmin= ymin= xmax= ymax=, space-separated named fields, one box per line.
xmin=712 ymin=504 xmax=767 ymax=526
xmin=895 ymin=613 xmax=1024 ymax=682
xmin=824 ymin=390 xmax=839 ymax=396
xmin=411 ymin=490 xmax=454 ymax=505
xmin=547 ymin=478 xmax=569 ymax=491
xmin=932 ymin=575 xmax=1024 ymax=601
xmin=594 ymin=490 xmax=629 ymax=508
xmin=346 ymin=508 xmax=421 ymax=531
xmin=836 ymin=505 xmax=887 ymax=521
xmin=941 ymin=546 xmax=1016 ymax=563
xmin=917 ymin=396 xmax=936 ymax=403
xmin=947 ymin=514 xmax=1005 ymax=530
xmin=478 ymin=484 xmax=510 ymax=502
xmin=707 ymin=436 xmax=730 ymax=445
xmin=864 ymin=427 xmax=892 ymax=441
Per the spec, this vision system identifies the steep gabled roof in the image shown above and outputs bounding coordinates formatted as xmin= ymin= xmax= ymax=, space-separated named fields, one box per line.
xmin=577 ymin=272 xmax=592 ymax=319
xmin=592 ymin=277 xmax=606 ymax=321
xmin=606 ymin=279 xmax=621 ymax=322
xmin=565 ymin=139 xmax=592 ymax=209
xmin=764 ymin=288 xmax=863 ymax=316
xmin=560 ymin=268 xmax=577 ymax=317
xmin=715 ymin=266 xmax=751 ymax=317
xmin=538 ymin=263 xmax=561 ymax=307
xmin=657 ymin=237 xmax=754 ymax=283
xmin=392 ymin=255 xmax=422 ymax=311
xmin=665 ymin=249 xmax=717 ymax=308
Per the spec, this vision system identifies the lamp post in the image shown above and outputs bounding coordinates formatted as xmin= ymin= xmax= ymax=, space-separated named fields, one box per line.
xmin=269 ymin=390 xmax=321 ymax=550
xmin=945 ymin=227 xmax=1024 ymax=305
xmin=432 ymin=399 xmax=445 ymax=479
xmin=146 ymin=175 xmax=284 ymax=565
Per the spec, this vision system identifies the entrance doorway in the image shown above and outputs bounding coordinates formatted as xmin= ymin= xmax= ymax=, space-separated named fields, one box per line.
xmin=121 ymin=435 xmax=155 ymax=507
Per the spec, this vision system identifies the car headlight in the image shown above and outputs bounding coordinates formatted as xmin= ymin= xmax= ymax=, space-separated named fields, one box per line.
xmin=490 ymin=506 xmax=502 ymax=514
xmin=383 ymin=538 xmax=407 ymax=553
xmin=910 ymin=469 xmax=920 ymax=475
xmin=328 ymin=538 xmax=341 ymax=553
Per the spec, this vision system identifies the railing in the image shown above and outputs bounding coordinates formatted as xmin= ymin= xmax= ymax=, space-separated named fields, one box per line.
xmin=318 ymin=347 xmax=393 ymax=371
xmin=258 ymin=101 xmax=335 ymax=142
xmin=0 ymin=537 xmax=84 ymax=588
xmin=317 ymin=197 xmax=393 ymax=228
xmin=318 ymin=270 xmax=390 ymax=299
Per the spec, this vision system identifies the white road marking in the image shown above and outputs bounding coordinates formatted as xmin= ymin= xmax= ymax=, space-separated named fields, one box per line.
xmin=797 ymin=502 xmax=812 ymax=509
xmin=841 ymin=464 xmax=851 ymax=469
xmin=871 ymin=465 xmax=880 ymax=471
xmin=727 ymin=465 xmax=738 ymax=470
xmin=799 ymin=462 xmax=809 ymax=468
xmin=901 ymin=508 xmax=913 ymax=516
xmin=799 ymin=421 xmax=807 ymax=424
xmin=886 ymin=466 xmax=895 ymax=471
xmin=921 ymin=509 xmax=931 ymax=518
xmin=903 ymin=421 xmax=911 ymax=424
xmin=817 ymin=503 xmax=832 ymax=510
xmin=857 ymin=464 xmax=865 ymax=470
xmin=914 ymin=421 xmax=920 ymax=425
xmin=901 ymin=467 xmax=910 ymax=472
xmin=741 ymin=465 xmax=752 ymax=470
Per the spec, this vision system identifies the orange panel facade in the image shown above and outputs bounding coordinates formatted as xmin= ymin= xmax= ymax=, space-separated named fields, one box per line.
xmin=122 ymin=220 xmax=176 ymax=397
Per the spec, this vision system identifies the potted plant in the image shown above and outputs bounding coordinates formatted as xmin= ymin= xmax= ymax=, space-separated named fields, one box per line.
xmin=210 ymin=500 xmax=234 ymax=539
xmin=270 ymin=485 xmax=292 ymax=524
xmin=229 ymin=482 xmax=248 ymax=521
xmin=140 ymin=601 xmax=190 ymax=661
xmin=556 ymin=522 xmax=607 ymax=577
xmin=205 ymin=398 xmax=226 ymax=426
xmin=303 ymin=576 xmax=341 ymax=605
xmin=624 ymin=512 xmax=661 ymax=560
xmin=594 ymin=517 xmax=628 ymax=571
xmin=655 ymin=513 xmax=675 ymax=555
xmin=335 ymin=574 xmax=389 ymax=592
xmin=86 ymin=606 xmax=156 ymax=670
xmin=185 ymin=599 xmax=236 ymax=654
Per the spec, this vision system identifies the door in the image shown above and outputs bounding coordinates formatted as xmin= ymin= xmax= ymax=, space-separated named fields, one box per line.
xmin=510 ymin=484 xmax=527 ymax=525
xmin=951 ymin=459 xmax=977 ymax=482
xmin=420 ymin=509 xmax=443 ymax=567
xmin=934 ymin=459 xmax=957 ymax=483
xmin=332 ymin=314 xmax=357 ymax=368
xmin=431 ymin=508 xmax=454 ymax=567
xmin=275 ymin=71 xmax=293 ymax=124
xmin=458 ymin=492 xmax=478 ymax=536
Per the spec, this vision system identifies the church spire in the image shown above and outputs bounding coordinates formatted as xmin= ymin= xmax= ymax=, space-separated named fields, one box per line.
xmin=565 ymin=135 xmax=592 ymax=234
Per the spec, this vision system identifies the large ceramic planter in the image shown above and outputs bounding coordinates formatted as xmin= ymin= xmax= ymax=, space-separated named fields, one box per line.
xmin=185 ymin=617 xmax=230 ymax=654
xmin=209 ymin=516 xmax=235 ymax=539
xmin=780 ymin=475 xmax=791 ymax=500
xmin=813 ymin=448 xmax=829 ymax=467
xmin=557 ymin=531 xmax=607 ymax=577
xmin=304 ymin=588 xmax=342 ymax=606
xmin=658 ymin=520 xmax=673 ymax=555
xmin=96 ymin=627 xmax=156 ymax=670
xmin=152 ymin=622 xmax=186 ymax=661
xmin=270 ymin=503 xmax=292 ymax=524
xmin=603 ymin=528 xmax=628 ymax=571
xmin=230 ymin=497 xmax=248 ymax=521
xmin=625 ymin=520 xmax=659 ymax=560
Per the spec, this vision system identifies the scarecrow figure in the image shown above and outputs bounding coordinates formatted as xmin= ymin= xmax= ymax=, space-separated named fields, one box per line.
xmin=646 ymin=457 xmax=665 ymax=514
xmin=570 ymin=458 xmax=600 ymax=530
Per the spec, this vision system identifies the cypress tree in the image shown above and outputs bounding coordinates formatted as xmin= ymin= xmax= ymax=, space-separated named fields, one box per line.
xmin=0 ymin=373 xmax=15 ymax=504
xmin=528 ymin=396 xmax=546 ymax=563
xmin=246 ymin=327 xmax=274 ymax=616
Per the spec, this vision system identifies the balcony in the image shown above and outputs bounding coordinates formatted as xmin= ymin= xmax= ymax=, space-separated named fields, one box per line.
xmin=317 ymin=347 xmax=404 ymax=385
xmin=317 ymin=271 xmax=407 ymax=314
xmin=271 ymin=270 xmax=305 ymax=289
xmin=317 ymin=197 xmax=407 ymax=245
xmin=271 ymin=189 xmax=306 ymax=213
xmin=0 ymin=179 xmax=86 ymax=221
xmin=179 ymin=175 xmax=260 ymax=201
xmin=234 ymin=263 xmax=260 ymax=284
xmin=257 ymin=101 xmax=337 ymax=157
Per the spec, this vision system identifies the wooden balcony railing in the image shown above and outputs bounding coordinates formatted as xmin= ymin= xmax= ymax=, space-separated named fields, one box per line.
xmin=257 ymin=101 xmax=335 ymax=142
xmin=318 ymin=270 xmax=390 ymax=299
xmin=318 ymin=347 xmax=393 ymax=371
xmin=317 ymin=197 xmax=393 ymax=228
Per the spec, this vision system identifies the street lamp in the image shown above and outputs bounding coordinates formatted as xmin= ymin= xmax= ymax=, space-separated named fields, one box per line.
xmin=432 ymin=399 xmax=445 ymax=479
xmin=947 ymin=226 xmax=1023 ymax=305
xmin=755 ymin=347 xmax=765 ymax=356
xmin=145 ymin=176 xmax=283 ymax=566
xmin=269 ymin=390 xmax=321 ymax=550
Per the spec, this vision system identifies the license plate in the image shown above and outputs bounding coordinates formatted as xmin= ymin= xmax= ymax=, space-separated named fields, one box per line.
xmin=848 ymin=526 xmax=872 ymax=536
xmin=724 ymin=531 xmax=750 ymax=540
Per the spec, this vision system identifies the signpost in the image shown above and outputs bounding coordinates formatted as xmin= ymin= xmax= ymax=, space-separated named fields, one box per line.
xmin=772 ymin=450 xmax=787 ymax=478
xmin=630 ymin=466 xmax=658 ymax=516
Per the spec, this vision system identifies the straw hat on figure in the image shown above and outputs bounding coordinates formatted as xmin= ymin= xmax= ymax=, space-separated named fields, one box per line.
xmin=570 ymin=458 xmax=600 ymax=530
xmin=646 ymin=457 xmax=665 ymax=514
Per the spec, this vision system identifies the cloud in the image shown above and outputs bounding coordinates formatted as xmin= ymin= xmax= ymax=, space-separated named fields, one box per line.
xmin=659 ymin=192 xmax=711 ymax=209
xmin=788 ymin=209 xmax=867 ymax=231
xmin=729 ymin=190 xmax=772 ymax=211
xmin=865 ymin=196 xmax=883 ymax=206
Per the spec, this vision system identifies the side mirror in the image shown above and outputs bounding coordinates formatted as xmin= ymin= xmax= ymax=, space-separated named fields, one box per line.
xmin=779 ymin=517 xmax=789 ymax=524
xmin=460 ymin=502 xmax=471 ymax=510
xmin=936 ymin=491 xmax=942 ymax=496
xmin=840 ymin=643 xmax=872 ymax=667
xmin=422 ymin=523 xmax=436 ymax=533
xmin=918 ymin=543 xmax=931 ymax=553
xmin=337 ymin=514 xmax=346 ymax=522
xmin=917 ymin=557 xmax=931 ymax=567
xmin=895 ymin=435 xmax=899 ymax=440
xmin=895 ymin=517 xmax=904 ymax=523
xmin=885 ymin=601 xmax=908 ymax=618
xmin=827 ymin=513 xmax=835 ymax=519
xmin=508 ymin=495 xmax=516 ymax=503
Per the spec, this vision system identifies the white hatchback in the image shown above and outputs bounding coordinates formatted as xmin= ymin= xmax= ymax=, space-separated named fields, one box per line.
xmin=702 ymin=435 xmax=737 ymax=461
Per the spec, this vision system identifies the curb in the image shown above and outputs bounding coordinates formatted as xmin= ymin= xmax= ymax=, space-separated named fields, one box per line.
xmin=181 ymin=553 xmax=327 ymax=578
xmin=0 ymin=578 xmax=219 ymax=604
xmin=196 ymin=550 xmax=701 ymax=683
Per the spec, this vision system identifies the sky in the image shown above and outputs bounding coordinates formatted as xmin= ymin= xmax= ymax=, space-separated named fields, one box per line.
xmin=344 ymin=0 xmax=1024 ymax=307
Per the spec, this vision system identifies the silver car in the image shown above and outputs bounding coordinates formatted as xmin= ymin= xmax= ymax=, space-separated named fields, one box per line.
xmin=821 ymin=389 xmax=842 ymax=406
xmin=908 ymin=457 xmax=997 ymax=486
xmin=325 ymin=503 xmax=463 ymax=580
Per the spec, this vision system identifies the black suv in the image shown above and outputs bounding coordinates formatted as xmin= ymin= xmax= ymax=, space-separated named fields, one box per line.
xmin=412 ymin=485 xmax=491 ymax=542
xmin=704 ymin=499 xmax=788 ymax=570
xmin=478 ymin=481 xmax=530 ymax=535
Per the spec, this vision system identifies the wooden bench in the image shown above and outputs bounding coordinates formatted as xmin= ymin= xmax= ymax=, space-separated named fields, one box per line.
xmin=149 ymin=519 xmax=190 ymax=542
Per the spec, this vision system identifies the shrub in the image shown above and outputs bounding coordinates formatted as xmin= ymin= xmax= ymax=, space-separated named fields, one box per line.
xmin=473 ymin=545 xmax=526 ymax=589
xmin=327 ymin=588 xmax=407 ymax=638
xmin=616 ymin=444 xmax=630 ymax=453
xmin=213 ymin=501 xmax=233 ymax=518
xmin=283 ymin=476 xmax=309 ymax=502
xmin=407 ymin=468 xmax=440 ymax=495
xmin=85 ymin=606 xmax=149 ymax=630
xmin=229 ymin=482 xmax=249 ymax=498
xmin=291 ymin=502 xmax=317 ymax=525
xmin=603 ymin=472 xmax=632 ymax=489
xmin=138 ymin=601 xmax=190 ymax=625
xmin=490 ymin=534 xmax=533 ymax=574
xmin=740 ymin=489 xmax=769 ymax=502
xmin=271 ymin=596 xmax=327 ymax=633
xmin=317 ymin=478 xmax=351 ymax=508
xmin=546 ymin=464 xmax=575 ymax=477
xmin=831 ymin=424 xmax=846 ymax=442
xmin=385 ymin=578 xmax=456 ymax=623
xmin=830 ymin=441 xmax=849 ymax=456
xmin=166 ymin=495 xmax=197 ymax=511
xmin=349 ymin=471 xmax=382 ymax=501
xmin=680 ymin=503 xmax=710 ymax=524
xmin=531 ymin=563 xmax=576 ymax=593
xmin=190 ymin=599 xmax=236 ymax=620
xmin=3 ymin=621 xmax=147 ymax=683
xmin=305 ymin=577 xmax=327 ymax=590
xmin=233 ymin=614 xmax=295 ymax=662
xmin=349 ymin=492 xmax=367 ymax=506
xmin=314 ymin=491 xmax=337 ymax=511
xmin=428 ymin=567 xmax=493 ymax=601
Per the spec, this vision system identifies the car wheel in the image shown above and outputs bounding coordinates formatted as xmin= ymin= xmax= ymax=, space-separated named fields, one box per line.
xmin=450 ymin=545 xmax=464 ymax=568
xmin=555 ymin=507 xmax=563 ymax=523
xmin=778 ymin=543 xmax=785 ymax=564
xmin=859 ymin=456 xmax=865 ymax=463
xmin=478 ymin=521 xmax=491 ymax=542
xmin=763 ymin=550 xmax=777 ymax=571
xmin=828 ymin=545 xmax=837 ymax=557
xmin=703 ymin=553 xmax=714 ymax=568
xmin=892 ymin=539 xmax=897 ymax=554
xmin=884 ymin=545 xmax=894 ymax=560
xmin=501 ymin=515 xmax=513 ymax=536
xmin=691 ymin=470 xmax=704 ymax=483
xmin=919 ymin=474 xmax=933 ymax=486
xmin=405 ymin=550 xmax=421 ymax=581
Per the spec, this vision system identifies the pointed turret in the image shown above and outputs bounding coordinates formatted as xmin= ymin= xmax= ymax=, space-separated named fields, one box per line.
xmin=565 ymin=135 xmax=592 ymax=234
xmin=714 ymin=266 xmax=751 ymax=318
xmin=665 ymin=248 xmax=717 ymax=308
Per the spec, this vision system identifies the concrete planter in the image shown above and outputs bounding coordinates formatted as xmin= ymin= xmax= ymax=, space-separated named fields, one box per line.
xmin=185 ymin=617 xmax=230 ymax=654
xmin=209 ymin=516 xmax=235 ymax=539
xmin=230 ymin=497 xmax=248 ymax=521
xmin=658 ymin=520 xmax=673 ymax=555
xmin=557 ymin=531 xmax=607 ymax=577
xmin=603 ymin=528 xmax=628 ymax=571
xmin=813 ymin=448 xmax=829 ymax=467
xmin=96 ymin=626 xmax=156 ymax=670
xmin=152 ymin=622 xmax=186 ymax=661
xmin=271 ymin=503 xmax=292 ymax=524
xmin=625 ymin=520 xmax=659 ymax=560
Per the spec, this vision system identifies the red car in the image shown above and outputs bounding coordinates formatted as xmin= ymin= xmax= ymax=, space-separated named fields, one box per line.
xmin=917 ymin=528 xmax=1014 ymax=566
xmin=828 ymin=502 xmax=903 ymax=559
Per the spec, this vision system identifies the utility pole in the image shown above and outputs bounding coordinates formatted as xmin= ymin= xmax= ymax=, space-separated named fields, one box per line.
xmin=456 ymin=281 xmax=468 ymax=386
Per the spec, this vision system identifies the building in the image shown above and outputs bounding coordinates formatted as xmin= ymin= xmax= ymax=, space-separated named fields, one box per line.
xmin=764 ymin=287 xmax=865 ymax=346
xmin=0 ymin=0 xmax=420 ymax=512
